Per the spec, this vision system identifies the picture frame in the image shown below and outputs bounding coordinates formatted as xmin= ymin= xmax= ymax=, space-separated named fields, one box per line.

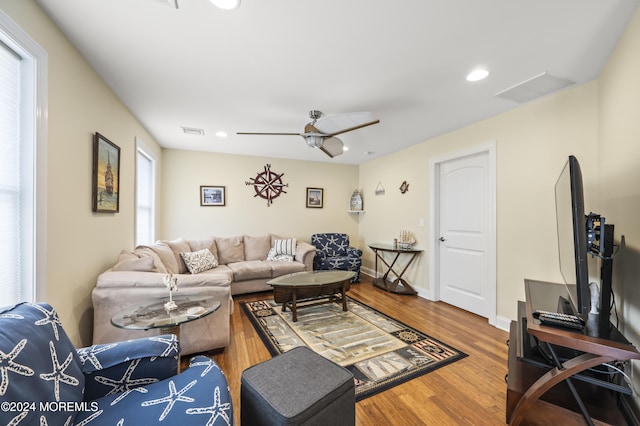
xmin=200 ymin=185 xmax=226 ymax=206
xmin=306 ymin=187 xmax=323 ymax=208
xmin=92 ymin=132 xmax=120 ymax=213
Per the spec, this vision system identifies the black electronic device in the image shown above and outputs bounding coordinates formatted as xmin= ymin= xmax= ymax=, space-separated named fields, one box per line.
xmin=533 ymin=310 xmax=585 ymax=330
xmin=555 ymin=155 xmax=591 ymax=314
xmin=554 ymin=155 xmax=615 ymax=324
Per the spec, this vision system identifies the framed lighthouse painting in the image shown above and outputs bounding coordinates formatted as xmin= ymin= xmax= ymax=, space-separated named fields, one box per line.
xmin=92 ymin=132 xmax=120 ymax=213
xmin=306 ymin=187 xmax=323 ymax=208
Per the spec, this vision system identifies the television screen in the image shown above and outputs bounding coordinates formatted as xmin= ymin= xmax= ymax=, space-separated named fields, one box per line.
xmin=555 ymin=155 xmax=590 ymax=314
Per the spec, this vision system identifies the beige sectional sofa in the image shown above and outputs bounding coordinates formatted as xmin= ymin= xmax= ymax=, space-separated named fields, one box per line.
xmin=92 ymin=234 xmax=316 ymax=355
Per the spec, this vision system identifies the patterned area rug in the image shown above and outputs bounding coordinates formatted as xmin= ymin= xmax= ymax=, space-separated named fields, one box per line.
xmin=241 ymin=297 xmax=467 ymax=401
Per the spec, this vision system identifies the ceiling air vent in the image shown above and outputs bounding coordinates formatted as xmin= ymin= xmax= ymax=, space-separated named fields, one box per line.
xmin=495 ymin=72 xmax=575 ymax=103
xmin=181 ymin=126 xmax=205 ymax=136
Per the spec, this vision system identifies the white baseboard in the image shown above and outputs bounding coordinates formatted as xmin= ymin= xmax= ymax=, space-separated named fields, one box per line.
xmin=360 ymin=269 xmax=510 ymax=332
xmin=360 ymin=267 xmax=376 ymax=280
xmin=495 ymin=315 xmax=512 ymax=332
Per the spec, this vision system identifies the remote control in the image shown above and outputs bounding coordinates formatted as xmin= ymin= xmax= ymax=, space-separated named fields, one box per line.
xmin=533 ymin=310 xmax=584 ymax=330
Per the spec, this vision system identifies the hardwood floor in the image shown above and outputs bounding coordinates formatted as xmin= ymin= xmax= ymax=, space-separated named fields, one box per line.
xmin=199 ymin=276 xmax=510 ymax=425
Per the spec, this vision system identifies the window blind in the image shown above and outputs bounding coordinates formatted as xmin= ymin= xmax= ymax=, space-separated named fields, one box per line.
xmin=136 ymin=147 xmax=155 ymax=246
xmin=0 ymin=42 xmax=22 ymax=305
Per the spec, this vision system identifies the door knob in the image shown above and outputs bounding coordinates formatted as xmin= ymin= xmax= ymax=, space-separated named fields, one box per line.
xmin=439 ymin=237 xmax=446 ymax=242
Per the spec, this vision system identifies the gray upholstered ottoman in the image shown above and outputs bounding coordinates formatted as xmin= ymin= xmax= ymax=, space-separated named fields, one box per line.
xmin=241 ymin=346 xmax=355 ymax=425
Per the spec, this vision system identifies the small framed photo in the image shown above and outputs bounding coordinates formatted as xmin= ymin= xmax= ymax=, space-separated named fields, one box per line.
xmin=306 ymin=187 xmax=323 ymax=208
xmin=200 ymin=186 xmax=226 ymax=206
xmin=92 ymin=132 xmax=120 ymax=213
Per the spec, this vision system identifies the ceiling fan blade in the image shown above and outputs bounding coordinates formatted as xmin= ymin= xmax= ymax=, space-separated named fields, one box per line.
xmin=236 ymin=132 xmax=302 ymax=136
xmin=323 ymin=119 xmax=380 ymax=138
xmin=304 ymin=122 xmax=322 ymax=134
xmin=237 ymin=111 xmax=375 ymax=159
xmin=319 ymin=137 xmax=344 ymax=158
xmin=313 ymin=112 xmax=380 ymax=137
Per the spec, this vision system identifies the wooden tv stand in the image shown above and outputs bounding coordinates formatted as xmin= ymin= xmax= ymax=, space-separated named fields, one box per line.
xmin=506 ymin=279 xmax=640 ymax=425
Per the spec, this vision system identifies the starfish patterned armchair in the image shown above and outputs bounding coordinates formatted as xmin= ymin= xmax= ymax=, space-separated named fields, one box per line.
xmin=311 ymin=233 xmax=362 ymax=283
xmin=0 ymin=302 xmax=233 ymax=425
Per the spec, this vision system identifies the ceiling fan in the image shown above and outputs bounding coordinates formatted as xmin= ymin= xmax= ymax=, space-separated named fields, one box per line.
xmin=237 ymin=110 xmax=380 ymax=158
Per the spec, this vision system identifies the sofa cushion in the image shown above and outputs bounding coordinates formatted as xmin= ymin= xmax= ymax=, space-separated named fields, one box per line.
xmin=180 ymin=248 xmax=218 ymax=274
xmin=244 ymin=234 xmax=272 ymax=261
xmin=96 ymin=270 xmax=231 ymax=288
xmin=112 ymin=250 xmax=157 ymax=272
xmin=269 ymin=260 xmax=306 ymax=277
xmin=0 ymin=303 xmax=85 ymax=425
xmin=195 ymin=265 xmax=234 ymax=282
xmin=189 ymin=237 xmax=218 ymax=260
xmin=227 ymin=260 xmax=272 ymax=281
xmin=162 ymin=238 xmax=191 ymax=274
xmin=134 ymin=243 xmax=177 ymax=274
xmin=215 ymin=236 xmax=245 ymax=265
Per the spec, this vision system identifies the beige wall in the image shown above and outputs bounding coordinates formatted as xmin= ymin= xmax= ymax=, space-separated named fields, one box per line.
xmin=358 ymin=5 xmax=640 ymax=403
xmin=359 ymin=81 xmax=600 ymax=321
xmin=1 ymin=0 xmax=163 ymax=347
xmin=598 ymin=7 xmax=640 ymax=403
xmin=3 ymin=2 xmax=640 ymax=399
xmin=160 ymin=149 xmax=360 ymax=243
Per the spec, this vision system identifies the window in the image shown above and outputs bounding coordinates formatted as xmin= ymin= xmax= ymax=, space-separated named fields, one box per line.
xmin=0 ymin=11 xmax=47 ymax=305
xmin=135 ymin=138 xmax=156 ymax=246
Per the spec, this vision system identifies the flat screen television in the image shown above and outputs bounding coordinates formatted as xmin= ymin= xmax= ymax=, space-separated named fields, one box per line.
xmin=555 ymin=155 xmax=591 ymax=315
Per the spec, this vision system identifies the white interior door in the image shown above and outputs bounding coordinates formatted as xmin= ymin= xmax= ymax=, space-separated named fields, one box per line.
xmin=434 ymin=147 xmax=495 ymax=321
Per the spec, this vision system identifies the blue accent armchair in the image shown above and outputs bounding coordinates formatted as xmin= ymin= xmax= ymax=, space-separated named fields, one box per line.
xmin=0 ymin=302 xmax=233 ymax=425
xmin=311 ymin=233 xmax=362 ymax=282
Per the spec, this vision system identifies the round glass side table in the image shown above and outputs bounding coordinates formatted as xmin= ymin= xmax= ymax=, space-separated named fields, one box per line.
xmin=111 ymin=296 xmax=221 ymax=370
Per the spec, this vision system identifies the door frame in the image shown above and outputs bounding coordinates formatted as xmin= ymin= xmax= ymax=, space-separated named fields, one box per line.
xmin=428 ymin=141 xmax=497 ymax=326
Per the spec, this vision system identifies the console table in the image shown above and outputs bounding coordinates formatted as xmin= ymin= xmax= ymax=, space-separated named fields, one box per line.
xmin=506 ymin=279 xmax=640 ymax=425
xmin=368 ymin=242 xmax=422 ymax=295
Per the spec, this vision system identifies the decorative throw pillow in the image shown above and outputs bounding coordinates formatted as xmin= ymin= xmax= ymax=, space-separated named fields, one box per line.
xmin=180 ymin=248 xmax=218 ymax=274
xmin=266 ymin=247 xmax=294 ymax=262
xmin=273 ymin=238 xmax=297 ymax=256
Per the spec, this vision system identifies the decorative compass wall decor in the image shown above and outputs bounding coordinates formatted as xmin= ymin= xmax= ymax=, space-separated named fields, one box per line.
xmin=245 ymin=164 xmax=289 ymax=206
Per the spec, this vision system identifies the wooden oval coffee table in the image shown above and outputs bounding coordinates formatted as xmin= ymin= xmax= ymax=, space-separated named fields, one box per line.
xmin=267 ymin=270 xmax=356 ymax=322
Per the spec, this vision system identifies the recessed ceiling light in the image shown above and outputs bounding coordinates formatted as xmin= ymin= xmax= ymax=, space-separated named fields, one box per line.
xmin=210 ymin=0 xmax=240 ymax=10
xmin=215 ymin=131 xmax=228 ymax=138
xmin=467 ymin=69 xmax=489 ymax=82
xmin=343 ymin=146 xmax=349 ymax=152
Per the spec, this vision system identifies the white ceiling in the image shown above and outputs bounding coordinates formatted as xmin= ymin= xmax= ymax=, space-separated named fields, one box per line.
xmin=37 ymin=0 xmax=638 ymax=164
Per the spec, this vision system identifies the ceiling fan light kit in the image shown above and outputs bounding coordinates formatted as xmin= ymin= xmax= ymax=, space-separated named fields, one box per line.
xmin=210 ymin=0 xmax=240 ymax=10
xmin=237 ymin=110 xmax=379 ymax=159
xmin=304 ymin=134 xmax=324 ymax=149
